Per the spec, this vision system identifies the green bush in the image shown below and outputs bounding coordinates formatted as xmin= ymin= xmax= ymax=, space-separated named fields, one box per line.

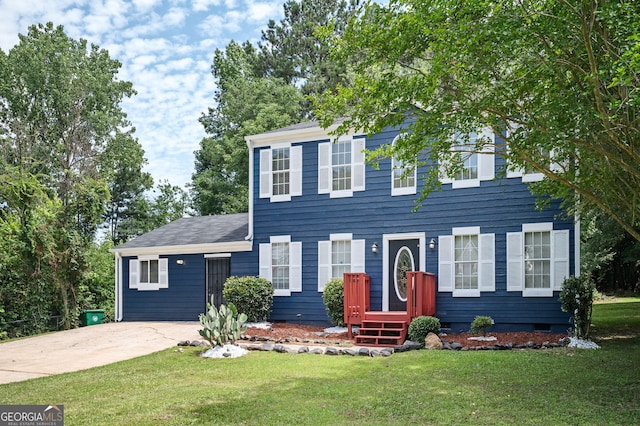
xmin=470 ymin=315 xmax=494 ymax=335
xmin=559 ymin=275 xmax=595 ymax=339
xmin=322 ymin=278 xmax=345 ymax=326
xmin=223 ymin=276 xmax=273 ymax=322
xmin=408 ymin=316 xmax=441 ymax=344
xmin=199 ymin=295 xmax=247 ymax=347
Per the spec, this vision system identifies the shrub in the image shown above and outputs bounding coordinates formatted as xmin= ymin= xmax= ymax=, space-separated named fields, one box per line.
xmin=199 ymin=295 xmax=248 ymax=347
xmin=408 ymin=316 xmax=441 ymax=344
xmin=470 ymin=315 xmax=494 ymax=335
xmin=559 ymin=275 xmax=595 ymax=339
xmin=223 ymin=276 xmax=273 ymax=322
xmin=322 ymin=278 xmax=345 ymax=326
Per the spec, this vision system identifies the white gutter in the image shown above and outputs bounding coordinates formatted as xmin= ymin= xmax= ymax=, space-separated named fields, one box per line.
xmin=575 ymin=214 xmax=581 ymax=277
xmin=245 ymin=138 xmax=254 ymax=242
xmin=115 ymin=251 xmax=123 ymax=321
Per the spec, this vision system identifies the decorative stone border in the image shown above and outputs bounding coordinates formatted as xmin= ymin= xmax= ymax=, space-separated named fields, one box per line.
xmin=178 ymin=336 xmax=570 ymax=357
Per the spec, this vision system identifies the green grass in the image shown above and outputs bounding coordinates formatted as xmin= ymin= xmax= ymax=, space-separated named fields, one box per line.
xmin=1 ymin=299 xmax=639 ymax=425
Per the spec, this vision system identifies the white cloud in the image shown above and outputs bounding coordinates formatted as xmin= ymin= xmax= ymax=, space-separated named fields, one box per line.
xmin=192 ymin=0 xmax=222 ymax=12
xmin=163 ymin=6 xmax=188 ymax=26
xmin=245 ymin=1 xmax=280 ymax=23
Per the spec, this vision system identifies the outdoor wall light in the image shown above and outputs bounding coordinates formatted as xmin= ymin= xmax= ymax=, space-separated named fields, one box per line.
xmin=429 ymin=238 xmax=437 ymax=250
xmin=176 ymin=259 xmax=184 ymax=265
xmin=371 ymin=242 xmax=378 ymax=254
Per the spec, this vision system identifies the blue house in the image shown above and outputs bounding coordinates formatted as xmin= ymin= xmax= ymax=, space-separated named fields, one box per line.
xmin=112 ymin=120 xmax=578 ymax=334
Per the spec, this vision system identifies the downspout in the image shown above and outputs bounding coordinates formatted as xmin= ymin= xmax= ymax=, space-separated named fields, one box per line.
xmin=245 ymin=137 xmax=254 ymax=242
xmin=574 ymin=214 xmax=581 ymax=277
xmin=115 ymin=251 xmax=123 ymax=321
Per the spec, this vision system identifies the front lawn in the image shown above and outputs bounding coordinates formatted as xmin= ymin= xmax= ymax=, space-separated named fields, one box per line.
xmin=1 ymin=299 xmax=638 ymax=425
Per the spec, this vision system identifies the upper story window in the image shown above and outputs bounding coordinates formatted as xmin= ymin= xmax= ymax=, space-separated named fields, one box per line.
xmin=391 ymin=135 xmax=417 ymax=196
xmin=440 ymin=128 xmax=495 ymax=188
xmin=259 ymin=235 xmax=302 ymax=296
xmin=438 ymin=227 xmax=495 ymax=297
xmin=129 ymin=255 xmax=169 ymax=291
xmin=318 ymin=136 xmax=365 ymax=198
xmin=260 ymin=144 xmax=302 ymax=202
xmin=507 ymin=223 xmax=569 ymax=297
xmin=317 ymin=233 xmax=365 ymax=291
xmin=507 ymin=148 xmax=555 ymax=183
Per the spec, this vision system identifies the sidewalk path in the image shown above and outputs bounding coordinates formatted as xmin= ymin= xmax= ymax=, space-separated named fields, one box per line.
xmin=0 ymin=322 xmax=201 ymax=384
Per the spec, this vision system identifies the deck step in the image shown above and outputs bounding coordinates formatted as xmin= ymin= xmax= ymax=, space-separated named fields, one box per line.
xmin=354 ymin=318 xmax=409 ymax=347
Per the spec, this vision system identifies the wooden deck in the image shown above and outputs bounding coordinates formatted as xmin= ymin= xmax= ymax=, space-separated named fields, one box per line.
xmin=344 ymin=272 xmax=436 ymax=347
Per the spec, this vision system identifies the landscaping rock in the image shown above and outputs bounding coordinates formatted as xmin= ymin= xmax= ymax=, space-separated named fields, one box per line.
xmin=325 ymin=347 xmax=339 ymax=355
xmin=190 ymin=340 xmax=207 ymax=347
xmin=358 ymin=348 xmax=370 ymax=356
xmin=424 ymin=332 xmax=443 ymax=350
xmin=450 ymin=342 xmax=463 ymax=350
xmin=273 ymin=344 xmax=288 ymax=353
xmin=310 ymin=347 xmax=324 ymax=354
xmin=380 ymin=348 xmax=393 ymax=357
xmin=342 ymin=348 xmax=358 ymax=356
xmin=177 ymin=340 xmax=190 ymax=346
xmin=297 ymin=346 xmax=309 ymax=354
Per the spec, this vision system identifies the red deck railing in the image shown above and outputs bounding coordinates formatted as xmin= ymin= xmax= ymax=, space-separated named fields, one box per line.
xmin=343 ymin=271 xmax=436 ymax=341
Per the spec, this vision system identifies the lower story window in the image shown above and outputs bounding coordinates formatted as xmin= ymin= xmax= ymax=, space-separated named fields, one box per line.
xmin=455 ymin=235 xmax=478 ymax=290
xmin=140 ymin=259 xmax=159 ymax=284
xmin=332 ymin=240 xmax=351 ymax=279
xmin=271 ymin=242 xmax=290 ymax=290
xmin=524 ymin=231 xmax=551 ymax=289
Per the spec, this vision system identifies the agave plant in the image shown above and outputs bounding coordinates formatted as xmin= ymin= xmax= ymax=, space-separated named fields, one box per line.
xmin=199 ymin=295 xmax=248 ymax=347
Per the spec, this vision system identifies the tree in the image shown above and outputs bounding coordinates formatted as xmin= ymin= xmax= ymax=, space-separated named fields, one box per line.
xmin=192 ymin=41 xmax=304 ymax=215
xmin=259 ymin=0 xmax=361 ymax=113
xmin=148 ymin=180 xmax=190 ymax=228
xmin=314 ymin=0 xmax=640 ymax=241
xmin=192 ymin=0 xmax=363 ymax=215
xmin=0 ymin=23 xmax=135 ymax=329
xmin=102 ymin=130 xmax=153 ymax=244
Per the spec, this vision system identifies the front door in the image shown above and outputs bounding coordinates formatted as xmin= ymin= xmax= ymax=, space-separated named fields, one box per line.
xmin=206 ymin=257 xmax=230 ymax=309
xmin=388 ymin=239 xmax=420 ymax=311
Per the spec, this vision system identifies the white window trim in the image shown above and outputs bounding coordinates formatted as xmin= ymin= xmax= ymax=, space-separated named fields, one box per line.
xmin=318 ymin=136 xmax=366 ymax=198
xmin=507 ymin=223 xmax=570 ymax=297
xmin=259 ymin=144 xmax=302 ymax=203
xmin=438 ymin=227 xmax=495 ymax=297
xmin=259 ymin=235 xmax=302 ymax=297
xmin=440 ymin=128 xmax=495 ymax=188
xmin=129 ymin=255 xmax=168 ymax=291
xmin=317 ymin=233 xmax=365 ymax=292
xmin=390 ymin=135 xmax=417 ymax=196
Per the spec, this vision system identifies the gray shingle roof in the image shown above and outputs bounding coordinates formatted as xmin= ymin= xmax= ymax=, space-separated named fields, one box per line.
xmin=114 ymin=213 xmax=248 ymax=249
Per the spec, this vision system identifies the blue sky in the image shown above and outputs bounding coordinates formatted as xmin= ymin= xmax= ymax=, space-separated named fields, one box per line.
xmin=0 ymin=0 xmax=287 ymax=190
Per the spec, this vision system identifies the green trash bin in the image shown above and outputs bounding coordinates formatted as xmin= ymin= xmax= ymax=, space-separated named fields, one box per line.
xmin=81 ymin=309 xmax=104 ymax=326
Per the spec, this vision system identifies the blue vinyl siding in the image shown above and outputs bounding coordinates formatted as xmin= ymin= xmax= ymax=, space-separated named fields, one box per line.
xmin=250 ymin=125 xmax=574 ymax=331
xmin=122 ymin=251 xmax=255 ymax=321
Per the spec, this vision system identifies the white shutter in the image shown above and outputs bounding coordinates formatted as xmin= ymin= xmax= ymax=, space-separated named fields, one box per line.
xmin=290 ymin=145 xmax=302 ymax=197
xmin=507 ymin=232 xmax=523 ymax=291
xmin=351 ymin=239 xmax=365 ymax=272
xmin=478 ymin=129 xmax=495 ymax=181
xmin=290 ymin=241 xmax=302 ymax=292
xmin=129 ymin=259 xmax=139 ymax=289
xmin=260 ymin=149 xmax=271 ymax=199
xmin=552 ymin=229 xmax=570 ymax=291
xmin=479 ymin=233 xmax=495 ymax=292
xmin=259 ymin=243 xmax=272 ymax=281
xmin=438 ymin=235 xmax=454 ymax=292
xmin=317 ymin=240 xmax=331 ymax=291
xmin=318 ymin=142 xmax=331 ymax=194
xmin=439 ymin=158 xmax=453 ymax=184
xmin=158 ymin=258 xmax=169 ymax=289
xmin=352 ymin=137 xmax=366 ymax=191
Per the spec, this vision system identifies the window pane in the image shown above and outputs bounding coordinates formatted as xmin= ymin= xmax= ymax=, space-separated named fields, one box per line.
xmin=140 ymin=260 xmax=149 ymax=283
xmin=454 ymin=235 xmax=478 ymax=290
xmin=331 ymin=240 xmax=351 ymax=279
xmin=332 ymin=140 xmax=351 ymax=191
xmin=454 ymin=132 xmax=478 ymax=180
xmin=149 ymin=259 xmax=159 ymax=283
xmin=271 ymin=242 xmax=289 ymax=290
xmin=272 ymin=148 xmax=290 ymax=196
xmin=524 ymin=231 xmax=551 ymax=289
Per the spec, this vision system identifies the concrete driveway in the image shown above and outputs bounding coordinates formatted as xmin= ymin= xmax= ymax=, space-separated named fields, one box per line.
xmin=0 ymin=322 xmax=202 ymax=385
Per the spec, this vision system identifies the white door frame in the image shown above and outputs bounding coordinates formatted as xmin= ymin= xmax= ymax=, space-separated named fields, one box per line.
xmin=382 ymin=232 xmax=426 ymax=311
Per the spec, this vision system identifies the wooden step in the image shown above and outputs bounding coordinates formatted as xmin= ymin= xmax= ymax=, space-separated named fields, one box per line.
xmin=354 ymin=319 xmax=408 ymax=347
